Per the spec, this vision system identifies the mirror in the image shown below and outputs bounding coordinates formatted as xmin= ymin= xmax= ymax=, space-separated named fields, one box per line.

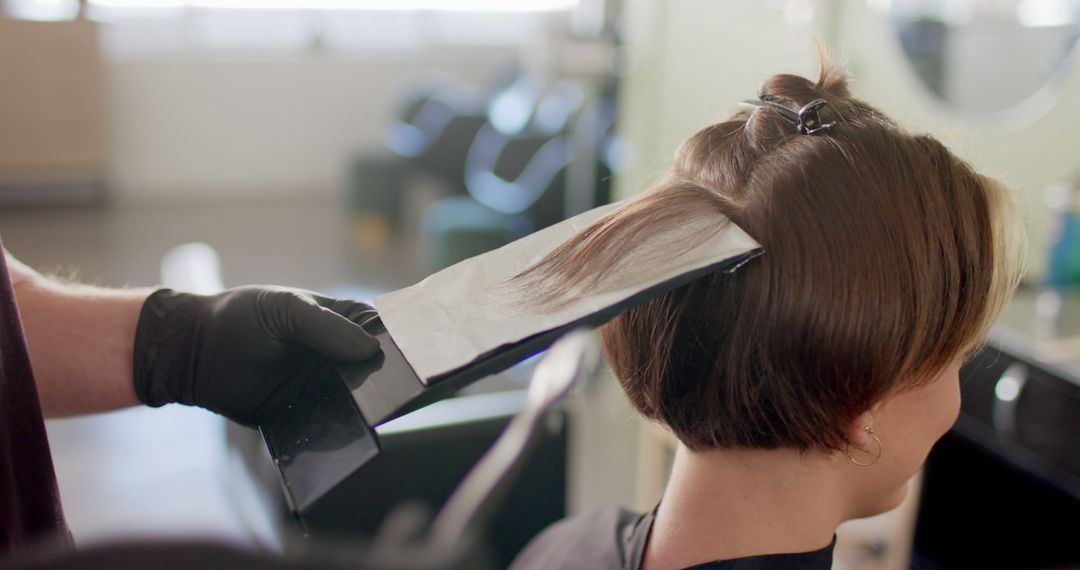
xmin=874 ymin=0 xmax=1080 ymax=113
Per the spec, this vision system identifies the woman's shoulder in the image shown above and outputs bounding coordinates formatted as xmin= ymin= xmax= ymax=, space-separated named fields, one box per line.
xmin=508 ymin=506 xmax=653 ymax=570
xmin=510 ymin=506 xmax=837 ymax=570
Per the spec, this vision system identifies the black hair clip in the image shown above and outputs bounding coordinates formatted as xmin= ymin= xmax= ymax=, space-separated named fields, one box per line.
xmin=741 ymin=97 xmax=836 ymax=135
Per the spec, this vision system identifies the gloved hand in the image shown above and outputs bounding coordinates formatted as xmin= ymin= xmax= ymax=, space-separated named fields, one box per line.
xmin=133 ymin=286 xmax=381 ymax=427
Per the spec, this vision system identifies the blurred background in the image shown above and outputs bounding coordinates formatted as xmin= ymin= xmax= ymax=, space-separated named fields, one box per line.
xmin=4 ymin=1 xmax=1080 ymax=568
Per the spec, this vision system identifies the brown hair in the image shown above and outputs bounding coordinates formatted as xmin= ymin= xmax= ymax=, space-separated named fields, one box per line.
xmin=518 ymin=56 xmax=1025 ymax=451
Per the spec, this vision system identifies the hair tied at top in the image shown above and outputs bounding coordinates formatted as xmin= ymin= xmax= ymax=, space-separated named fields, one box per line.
xmin=741 ymin=97 xmax=836 ymax=135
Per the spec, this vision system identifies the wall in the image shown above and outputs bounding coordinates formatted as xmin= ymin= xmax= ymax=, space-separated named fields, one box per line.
xmin=614 ymin=0 xmax=827 ymax=203
xmin=104 ymin=47 xmax=516 ymax=203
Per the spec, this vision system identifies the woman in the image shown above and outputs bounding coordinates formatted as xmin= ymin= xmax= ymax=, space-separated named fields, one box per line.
xmin=510 ymin=56 xmax=1025 ymax=569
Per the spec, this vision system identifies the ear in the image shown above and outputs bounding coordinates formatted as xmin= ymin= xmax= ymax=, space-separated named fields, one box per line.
xmin=846 ymin=403 xmax=881 ymax=450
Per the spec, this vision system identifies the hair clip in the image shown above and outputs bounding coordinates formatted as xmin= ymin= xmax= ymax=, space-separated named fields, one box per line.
xmin=741 ymin=97 xmax=836 ymax=135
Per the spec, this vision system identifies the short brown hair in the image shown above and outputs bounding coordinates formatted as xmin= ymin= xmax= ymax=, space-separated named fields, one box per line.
xmin=520 ymin=57 xmax=1024 ymax=451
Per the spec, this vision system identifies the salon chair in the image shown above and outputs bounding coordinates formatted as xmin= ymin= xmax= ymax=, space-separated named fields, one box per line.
xmin=419 ymin=196 xmax=532 ymax=271
xmin=388 ymin=64 xmax=521 ymax=158
xmin=385 ymin=73 xmax=548 ymax=197
xmin=464 ymin=125 xmax=571 ymax=232
xmin=289 ymin=387 xmax=568 ymax=569
xmin=350 ymin=76 xmax=489 ymax=252
xmin=355 ymin=76 xmax=500 ymax=247
xmin=416 ymin=128 xmax=570 ymax=273
xmin=416 ymin=82 xmax=593 ymax=271
xmin=463 ymin=81 xmax=606 ymax=227
xmin=233 ymin=362 xmax=569 ymax=569
xmin=386 ymin=89 xmax=489 ymax=196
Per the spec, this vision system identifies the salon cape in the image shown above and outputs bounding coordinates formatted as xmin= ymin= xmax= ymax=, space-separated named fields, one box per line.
xmin=509 ymin=506 xmax=836 ymax=570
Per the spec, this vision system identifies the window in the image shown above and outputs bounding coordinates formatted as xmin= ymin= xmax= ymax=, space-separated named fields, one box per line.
xmin=2 ymin=0 xmax=580 ymax=56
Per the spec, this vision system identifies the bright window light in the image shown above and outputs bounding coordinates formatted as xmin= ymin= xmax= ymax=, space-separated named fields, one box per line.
xmin=90 ymin=0 xmax=184 ymax=7
xmin=5 ymin=0 xmax=80 ymax=20
xmin=1017 ymin=0 xmax=1079 ymax=27
xmin=87 ymin=0 xmax=578 ymax=11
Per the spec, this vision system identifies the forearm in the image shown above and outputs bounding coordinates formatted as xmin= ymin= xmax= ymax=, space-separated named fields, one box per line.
xmin=7 ymin=252 xmax=381 ymax=425
xmin=11 ymin=264 xmax=152 ymax=417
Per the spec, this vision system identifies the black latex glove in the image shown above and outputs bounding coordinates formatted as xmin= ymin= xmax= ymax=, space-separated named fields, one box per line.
xmin=133 ymin=286 xmax=381 ymax=427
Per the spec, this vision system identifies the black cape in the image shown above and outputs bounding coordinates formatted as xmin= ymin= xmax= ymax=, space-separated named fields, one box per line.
xmin=509 ymin=506 xmax=836 ymax=570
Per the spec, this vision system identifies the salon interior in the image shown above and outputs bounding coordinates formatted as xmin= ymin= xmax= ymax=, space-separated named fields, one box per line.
xmin=2 ymin=0 xmax=1079 ymax=568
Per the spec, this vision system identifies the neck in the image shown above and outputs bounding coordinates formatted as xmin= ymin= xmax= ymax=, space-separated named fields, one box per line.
xmin=643 ymin=444 xmax=850 ymax=569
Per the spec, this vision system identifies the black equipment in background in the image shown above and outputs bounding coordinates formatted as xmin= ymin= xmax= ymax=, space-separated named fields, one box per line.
xmin=912 ymin=339 xmax=1080 ymax=568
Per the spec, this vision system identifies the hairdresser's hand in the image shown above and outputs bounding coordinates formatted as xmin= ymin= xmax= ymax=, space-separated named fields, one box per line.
xmin=132 ymin=286 xmax=380 ymax=427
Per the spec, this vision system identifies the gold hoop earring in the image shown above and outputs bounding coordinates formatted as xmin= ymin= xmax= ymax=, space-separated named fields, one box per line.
xmin=847 ymin=426 xmax=883 ymax=467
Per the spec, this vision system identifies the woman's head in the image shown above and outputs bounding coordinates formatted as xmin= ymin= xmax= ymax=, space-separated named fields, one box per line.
xmin=522 ymin=58 xmax=1023 ymax=480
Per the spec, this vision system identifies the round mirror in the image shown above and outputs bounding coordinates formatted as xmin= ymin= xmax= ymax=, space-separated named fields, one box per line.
xmin=875 ymin=0 xmax=1080 ymax=113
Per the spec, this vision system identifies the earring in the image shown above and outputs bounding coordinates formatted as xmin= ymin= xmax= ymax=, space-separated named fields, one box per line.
xmin=847 ymin=426 xmax=883 ymax=467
